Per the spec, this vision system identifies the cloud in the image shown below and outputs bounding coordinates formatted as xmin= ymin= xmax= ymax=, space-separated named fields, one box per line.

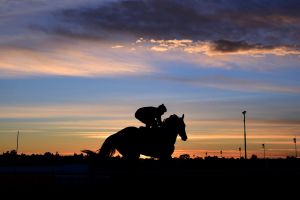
xmin=0 ymin=104 xmax=126 ymax=119
xmin=144 ymin=39 xmax=300 ymax=56
xmin=0 ymin=0 xmax=101 ymax=17
xmin=111 ymin=45 xmax=124 ymax=49
xmin=0 ymin=40 xmax=154 ymax=78
xmin=158 ymin=75 xmax=300 ymax=94
xmin=49 ymin=0 xmax=300 ymax=45
xmin=33 ymin=0 xmax=300 ymax=58
xmin=198 ymin=42 xmax=300 ymax=56
xmin=1 ymin=0 xmax=300 ymax=77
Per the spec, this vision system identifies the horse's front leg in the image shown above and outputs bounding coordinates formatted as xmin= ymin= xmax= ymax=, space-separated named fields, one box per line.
xmin=159 ymin=146 xmax=174 ymax=160
xmin=159 ymin=155 xmax=172 ymax=160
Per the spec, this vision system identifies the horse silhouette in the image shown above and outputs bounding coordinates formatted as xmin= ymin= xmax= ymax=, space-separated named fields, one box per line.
xmin=83 ymin=114 xmax=187 ymax=159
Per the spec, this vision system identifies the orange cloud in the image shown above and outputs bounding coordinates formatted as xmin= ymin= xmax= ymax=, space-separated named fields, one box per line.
xmin=141 ymin=39 xmax=300 ymax=56
xmin=0 ymin=41 xmax=153 ymax=78
xmin=0 ymin=104 xmax=136 ymax=118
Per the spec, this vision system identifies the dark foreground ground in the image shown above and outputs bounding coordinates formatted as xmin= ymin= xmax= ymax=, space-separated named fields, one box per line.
xmin=0 ymin=155 xmax=299 ymax=198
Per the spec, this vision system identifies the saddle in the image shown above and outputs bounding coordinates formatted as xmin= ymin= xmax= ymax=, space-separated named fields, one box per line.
xmin=138 ymin=126 xmax=162 ymax=139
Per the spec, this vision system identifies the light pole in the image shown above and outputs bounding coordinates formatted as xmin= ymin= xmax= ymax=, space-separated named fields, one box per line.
xmin=16 ymin=130 xmax=19 ymax=154
xmin=294 ymin=137 xmax=297 ymax=158
xmin=262 ymin=143 xmax=266 ymax=159
xmin=242 ymin=111 xmax=247 ymax=159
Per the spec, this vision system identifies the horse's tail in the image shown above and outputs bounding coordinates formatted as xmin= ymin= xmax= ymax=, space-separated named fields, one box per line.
xmin=99 ymin=134 xmax=118 ymax=158
xmin=81 ymin=149 xmax=97 ymax=156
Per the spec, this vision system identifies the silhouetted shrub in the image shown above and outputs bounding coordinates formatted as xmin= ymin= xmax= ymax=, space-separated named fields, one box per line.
xmin=179 ymin=154 xmax=191 ymax=160
xmin=250 ymin=154 xmax=258 ymax=160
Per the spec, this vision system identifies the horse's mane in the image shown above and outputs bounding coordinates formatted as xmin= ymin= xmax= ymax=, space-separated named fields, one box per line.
xmin=163 ymin=114 xmax=179 ymax=127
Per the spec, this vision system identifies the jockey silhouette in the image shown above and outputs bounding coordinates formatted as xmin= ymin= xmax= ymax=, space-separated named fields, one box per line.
xmin=135 ymin=104 xmax=167 ymax=128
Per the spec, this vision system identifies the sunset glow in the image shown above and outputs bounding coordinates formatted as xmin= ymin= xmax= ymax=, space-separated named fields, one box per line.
xmin=1 ymin=0 xmax=300 ymax=158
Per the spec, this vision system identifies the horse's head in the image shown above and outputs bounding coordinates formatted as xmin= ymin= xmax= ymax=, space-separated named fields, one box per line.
xmin=178 ymin=114 xmax=187 ymax=141
xmin=164 ymin=114 xmax=188 ymax=141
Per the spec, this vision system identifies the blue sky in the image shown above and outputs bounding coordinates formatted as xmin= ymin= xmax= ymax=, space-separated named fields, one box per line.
xmin=0 ymin=0 xmax=300 ymax=157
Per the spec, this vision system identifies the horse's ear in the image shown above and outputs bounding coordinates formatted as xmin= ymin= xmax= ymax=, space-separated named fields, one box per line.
xmin=182 ymin=114 xmax=184 ymax=119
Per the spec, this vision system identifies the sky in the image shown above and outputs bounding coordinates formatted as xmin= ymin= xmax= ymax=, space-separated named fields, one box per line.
xmin=0 ymin=0 xmax=300 ymax=158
